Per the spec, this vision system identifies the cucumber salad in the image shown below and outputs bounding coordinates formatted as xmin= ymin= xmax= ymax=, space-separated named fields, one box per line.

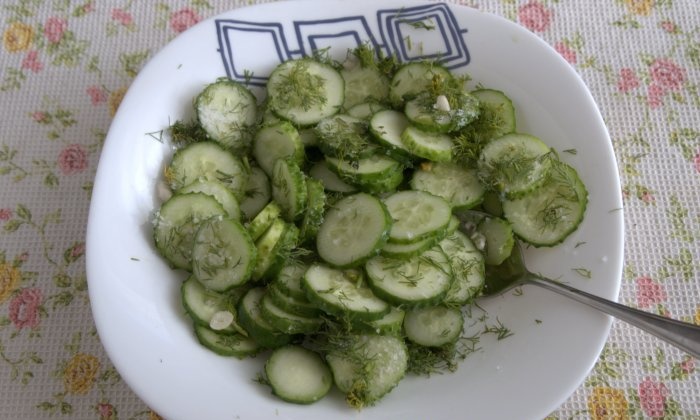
xmin=151 ymin=45 xmax=588 ymax=408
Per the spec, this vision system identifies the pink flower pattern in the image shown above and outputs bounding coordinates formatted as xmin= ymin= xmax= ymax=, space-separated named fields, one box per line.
xmin=554 ymin=41 xmax=577 ymax=64
xmin=87 ymin=85 xmax=108 ymax=105
xmin=638 ymin=378 xmax=668 ymax=418
xmin=517 ymin=1 xmax=552 ymax=32
xmin=21 ymin=50 xmax=43 ymax=73
xmin=9 ymin=288 xmax=43 ymax=329
xmin=649 ymin=58 xmax=686 ymax=91
xmin=57 ymin=144 xmax=88 ymax=175
xmin=44 ymin=17 xmax=67 ymax=44
xmin=169 ymin=8 xmax=200 ymax=33
xmin=111 ymin=8 xmax=133 ymax=26
xmin=636 ymin=276 xmax=666 ymax=308
xmin=0 ymin=208 xmax=12 ymax=221
xmin=617 ymin=68 xmax=639 ymax=93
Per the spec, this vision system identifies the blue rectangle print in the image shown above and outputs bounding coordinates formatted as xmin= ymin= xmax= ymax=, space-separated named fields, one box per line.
xmin=377 ymin=3 xmax=470 ymax=68
xmin=215 ymin=19 xmax=292 ymax=86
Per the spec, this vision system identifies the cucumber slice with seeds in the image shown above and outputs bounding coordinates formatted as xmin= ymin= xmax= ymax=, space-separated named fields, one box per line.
xmin=167 ymin=141 xmax=249 ymax=198
xmin=193 ymin=324 xmax=259 ymax=358
xmin=309 ymin=161 xmax=357 ymax=193
xmin=347 ymin=101 xmax=388 ymax=120
xmin=153 ymin=192 xmax=226 ymax=270
xmin=401 ymin=125 xmax=454 ymax=162
xmin=410 ymin=161 xmax=484 ymax=210
xmin=470 ymin=88 xmax=516 ymax=141
xmin=316 ymin=193 xmax=392 ymax=267
xmin=383 ymin=190 xmax=451 ymax=244
xmin=192 ymin=217 xmax=256 ymax=291
xmin=260 ymin=292 xmax=323 ymax=334
xmin=181 ymin=276 xmax=246 ymax=335
xmin=341 ymin=65 xmax=389 ymax=110
xmin=253 ymin=121 xmax=305 ymax=177
xmin=237 ymin=287 xmax=292 ymax=348
xmin=273 ymin=263 xmax=309 ymax=301
xmin=369 ymin=109 xmax=413 ymax=159
xmin=239 ymin=165 xmax=271 ymax=221
xmin=267 ymin=59 xmax=344 ymax=126
xmin=365 ymin=246 xmax=453 ymax=307
xmin=478 ymin=216 xmax=515 ymax=266
xmin=326 ymin=334 xmax=408 ymax=409
xmin=389 ymin=62 xmax=451 ymax=107
xmin=265 ymin=345 xmax=332 ymax=404
xmin=477 ymin=133 xmax=554 ymax=198
xmin=439 ymin=231 xmax=485 ymax=305
xmin=247 ymin=201 xmax=281 ymax=242
xmin=502 ymin=162 xmax=588 ymax=246
xmin=179 ymin=179 xmax=241 ymax=220
xmin=195 ymin=79 xmax=258 ymax=152
xmin=326 ymin=154 xmax=402 ymax=187
xmin=304 ymin=264 xmax=389 ymax=320
xmin=271 ymin=157 xmax=308 ymax=222
xmin=404 ymin=306 xmax=464 ymax=347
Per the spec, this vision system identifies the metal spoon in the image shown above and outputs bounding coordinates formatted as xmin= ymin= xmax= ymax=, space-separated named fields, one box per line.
xmin=479 ymin=242 xmax=700 ymax=359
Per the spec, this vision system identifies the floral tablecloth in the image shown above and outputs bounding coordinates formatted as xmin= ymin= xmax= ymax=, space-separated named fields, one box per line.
xmin=0 ymin=0 xmax=698 ymax=419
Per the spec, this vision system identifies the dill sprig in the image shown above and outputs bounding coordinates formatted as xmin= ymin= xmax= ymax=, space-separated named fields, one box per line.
xmin=406 ymin=334 xmax=481 ymax=376
xmin=168 ymin=119 xmax=208 ymax=146
xmin=270 ymin=60 xmax=327 ymax=112
xmin=351 ymin=43 xmax=400 ymax=78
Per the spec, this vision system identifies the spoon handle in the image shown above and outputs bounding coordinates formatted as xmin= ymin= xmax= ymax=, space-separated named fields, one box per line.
xmin=527 ymin=275 xmax=700 ymax=359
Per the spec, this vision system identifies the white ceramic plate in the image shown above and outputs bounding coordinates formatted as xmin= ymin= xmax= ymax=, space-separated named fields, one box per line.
xmin=86 ymin=1 xmax=624 ymax=419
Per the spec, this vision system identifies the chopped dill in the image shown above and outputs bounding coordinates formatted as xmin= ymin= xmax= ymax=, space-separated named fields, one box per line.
xmin=168 ymin=119 xmax=208 ymax=146
xmin=243 ymin=69 xmax=254 ymax=84
xmin=350 ymin=43 xmax=400 ymax=78
xmin=562 ymin=148 xmax=578 ymax=155
xmin=482 ymin=318 xmax=513 ymax=340
xmin=270 ymin=60 xmax=327 ymax=112
xmin=400 ymin=18 xmax=436 ymax=31
xmin=406 ymin=334 xmax=480 ymax=376
xmin=572 ymin=267 xmax=592 ymax=278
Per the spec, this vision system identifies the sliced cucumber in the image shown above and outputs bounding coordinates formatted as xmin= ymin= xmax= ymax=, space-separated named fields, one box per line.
xmin=237 ymin=287 xmax=292 ymax=348
xmin=239 ymin=165 xmax=270 ymax=221
xmin=410 ymin=161 xmax=484 ymax=210
xmin=246 ymin=201 xmax=281 ymax=242
xmin=181 ymin=276 xmax=246 ymax=335
xmin=252 ymin=219 xmax=298 ymax=281
xmin=273 ymin=262 xmax=309 ymax=301
xmin=260 ymin=292 xmax=323 ymax=334
xmin=192 ymin=217 xmax=257 ymax=291
xmin=267 ymin=59 xmax=343 ymax=126
xmin=353 ymin=306 xmax=405 ymax=336
xmin=369 ymin=109 xmax=413 ymax=159
xmin=195 ymin=78 xmax=258 ymax=152
xmin=439 ymin=231 xmax=485 ymax=305
xmin=267 ymin=283 xmax=320 ymax=318
xmin=315 ymin=114 xmax=377 ymax=161
xmin=380 ymin=234 xmax=440 ymax=259
xmin=326 ymin=334 xmax=408 ymax=408
xmin=316 ymin=193 xmax=392 ymax=267
xmin=153 ymin=192 xmax=226 ymax=270
xmin=477 ymin=133 xmax=553 ymax=198
xmin=271 ymin=157 xmax=308 ymax=222
xmin=383 ymin=190 xmax=451 ymax=244
xmin=403 ymin=306 xmax=464 ymax=347
xmin=308 ymin=161 xmax=357 ymax=193
xmin=365 ymin=246 xmax=453 ymax=307
xmin=167 ymin=141 xmax=249 ymax=199
xmin=179 ymin=179 xmax=241 ymax=220
xmin=299 ymin=177 xmax=326 ymax=243
xmin=404 ymin=90 xmax=479 ymax=133
xmin=389 ymin=62 xmax=451 ymax=107
xmin=193 ymin=324 xmax=259 ymax=358
xmin=253 ymin=121 xmax=305 ymax=177
xmin=347 ymin=101 xmax=388 ymax=120
xmin=265 ymin=345 xmax=332 ymax=404
xmin=478 ymin=216 xmax=515 ymax=266
xmin=304 ymin=264 xmax=389 ymax=320
xmin=341 ymin=65 xmax=389 ymax=110
xmin=502 ymin=162 xmax=588 ymax=246
xmin=401 ymin=125 xmax=454 ymax=162
xmin=470 ymin=88 xmax=516 ymax=141
xmin=326 ymin=154 xmax=403 ymax=187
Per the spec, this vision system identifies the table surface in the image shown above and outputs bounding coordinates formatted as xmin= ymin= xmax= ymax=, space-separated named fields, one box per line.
xmin=0 ymin=1 xmax=698 ymax=419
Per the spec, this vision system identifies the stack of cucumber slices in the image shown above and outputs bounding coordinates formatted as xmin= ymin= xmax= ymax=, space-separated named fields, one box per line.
xmin=151 ymin=45 xmax=588 ymax=408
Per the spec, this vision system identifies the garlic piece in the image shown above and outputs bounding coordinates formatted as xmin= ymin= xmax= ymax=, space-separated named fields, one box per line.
xmin=209 ymin=310 xmax=234 ymax=331
xmin=435 ymin=95 xmax=451 ymax=112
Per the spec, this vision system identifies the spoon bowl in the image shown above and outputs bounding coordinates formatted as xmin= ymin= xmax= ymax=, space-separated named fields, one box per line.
xmin=478 ymin=241 xmax=700 ymax=359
